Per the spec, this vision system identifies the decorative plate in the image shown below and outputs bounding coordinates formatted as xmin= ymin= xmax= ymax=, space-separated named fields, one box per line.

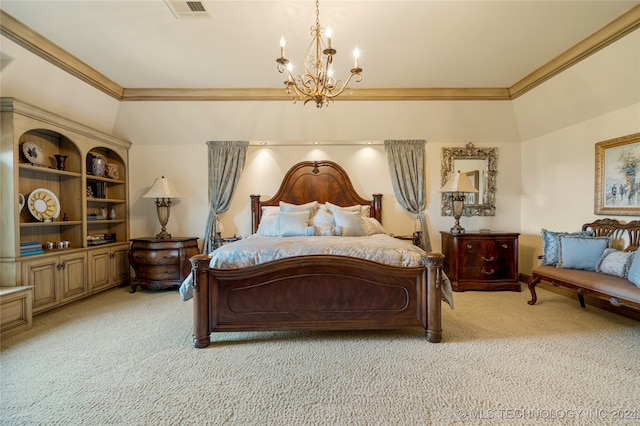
xmin=22 ymin=141 xmax=45 ymax=165
xmin=28 ymin=188 xmax=60 ymax=222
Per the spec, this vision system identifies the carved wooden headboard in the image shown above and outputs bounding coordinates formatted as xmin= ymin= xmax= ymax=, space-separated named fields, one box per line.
xmin=250 ymin=160 xmax=382 ymax=233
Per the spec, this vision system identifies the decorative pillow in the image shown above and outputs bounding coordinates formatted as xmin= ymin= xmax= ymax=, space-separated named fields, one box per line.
xmin=361 ymin=217 xmax=386 ymax=236
xmin=557 ymin=236 xmax=609 ymax=271
xmin=316 ymin=226 xmax=340 ymax=236
xmin=361 ymin=205 xmax=371 ymax=218
xmin=541 ymin=229 xmax=593 ymax=266
xmin=303 ymin=226 xmax=316 ymax=237
xmin=595 ymin=248 xmax=635 ymax=278
xmin=256 ymin=214 xmax=278 ymax=236
xmin=277 ymin=211 xmax=310 ymax=237
xmin=332 ymin=210 xmax=365 ymax=237
xmin=627 ymin=251 xmax=640 ymax=287
xmin=311 ymin=208 xmax=335 ymax=228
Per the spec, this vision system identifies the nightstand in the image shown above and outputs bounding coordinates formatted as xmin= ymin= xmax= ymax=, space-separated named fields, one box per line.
xmin=129 ymin=237 xmax=199 ymax=292
xmin=391 ymin=232 xmax=421 ymax=246
xmin=441 ymin=231 xmax=520 ymax=292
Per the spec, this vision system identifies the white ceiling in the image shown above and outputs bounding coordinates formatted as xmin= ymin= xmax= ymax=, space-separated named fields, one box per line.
xmin=1 ymin=0 xmax=639 ymax=91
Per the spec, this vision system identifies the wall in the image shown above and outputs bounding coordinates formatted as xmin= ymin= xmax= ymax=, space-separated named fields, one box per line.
xmin=515 ymin=31 xmax=640 ymax=274
xmin=128 ymin=141 xmax=521 ymax=253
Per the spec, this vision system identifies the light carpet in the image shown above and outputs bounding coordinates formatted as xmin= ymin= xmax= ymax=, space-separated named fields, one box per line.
xmin=1 ymin=285 xmax=639 ymax=425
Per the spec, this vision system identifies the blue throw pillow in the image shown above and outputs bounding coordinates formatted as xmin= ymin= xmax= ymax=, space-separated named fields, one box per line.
xmin=557 ymin=236 xmax=609 ymax=271
xmin=628 ymin=250 xmax=640 ymax=287
xmin=541 ymin=229 xmax=593 ymax=266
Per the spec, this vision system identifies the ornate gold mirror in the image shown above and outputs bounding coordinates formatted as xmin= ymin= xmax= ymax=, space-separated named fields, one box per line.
xmin=441 ymin=142 xmax=497 ymax=216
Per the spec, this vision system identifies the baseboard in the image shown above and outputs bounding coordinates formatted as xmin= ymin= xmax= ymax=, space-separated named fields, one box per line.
xmin=518 ymin=273 xmax=640 ymax=322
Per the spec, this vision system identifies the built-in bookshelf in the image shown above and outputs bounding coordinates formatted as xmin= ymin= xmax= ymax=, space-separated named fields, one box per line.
xmin=1 ymin=98 xmax=131 ymax=314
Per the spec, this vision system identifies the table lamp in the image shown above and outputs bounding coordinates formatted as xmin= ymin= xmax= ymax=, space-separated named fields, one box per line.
xmin=439 ymin=171 xmax=479 ymax=234
xmin=143 ymin=176 xmax=181 ymax=239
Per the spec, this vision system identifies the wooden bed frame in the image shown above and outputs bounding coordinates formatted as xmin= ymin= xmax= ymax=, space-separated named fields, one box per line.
xmin=189 ymin=160 xmax=445 ymax=348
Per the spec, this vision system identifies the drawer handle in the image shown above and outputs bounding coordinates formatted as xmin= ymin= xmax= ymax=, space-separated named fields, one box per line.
xmin=481 ymin=268 xmax=495 ymax=275
xmin=466 ymin=244 xmax=473 ymax=250
xmin=502 ymin=244 xmax=508 ymax=249
xmin=481 ymin=256 xmax=495 ymax=262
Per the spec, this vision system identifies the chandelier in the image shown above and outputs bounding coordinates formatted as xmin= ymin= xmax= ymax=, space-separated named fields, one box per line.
xmin=276 ymin=0 xmax=363 ymax=108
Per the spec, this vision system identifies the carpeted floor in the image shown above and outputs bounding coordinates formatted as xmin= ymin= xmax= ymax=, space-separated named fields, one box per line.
xmin=1 ymin=285 xmax=639 ymax=425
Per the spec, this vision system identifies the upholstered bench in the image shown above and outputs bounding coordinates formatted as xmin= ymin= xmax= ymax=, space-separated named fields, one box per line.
xmin=527 ymin=219 xmax=640 ymax=311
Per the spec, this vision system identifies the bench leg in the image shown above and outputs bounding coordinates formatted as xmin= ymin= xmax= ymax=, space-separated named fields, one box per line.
xmin=527 ymin=276 xmax=541 ymax=305
xmin=578 ymin=292 xmax=586 ymax=308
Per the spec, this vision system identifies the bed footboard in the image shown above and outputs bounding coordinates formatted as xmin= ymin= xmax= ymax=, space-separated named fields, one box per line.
xmin=189 ymin=253 xmax=444 ymax=348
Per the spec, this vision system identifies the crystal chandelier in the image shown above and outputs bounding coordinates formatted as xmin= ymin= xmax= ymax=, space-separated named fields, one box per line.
xmin=276 ymin=0 xmax=363 ymax=108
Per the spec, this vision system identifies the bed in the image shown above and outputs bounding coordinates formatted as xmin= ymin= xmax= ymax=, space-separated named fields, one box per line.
xmin=183 ymin=160 xmax=450 ymax=348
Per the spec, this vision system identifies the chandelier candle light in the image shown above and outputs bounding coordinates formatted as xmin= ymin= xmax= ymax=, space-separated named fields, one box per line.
xmin=439 ymin=171 xmax=479 ymax=234
xmin=276 ymin=0 xmax=362 ymax=108
xmin=143 ymin=176 xmax=182 ymax=239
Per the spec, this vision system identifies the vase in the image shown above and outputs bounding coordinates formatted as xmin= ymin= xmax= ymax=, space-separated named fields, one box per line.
xmin=54 ymin=154 xmax=68 ymax=170
xmin=109 ymin=206 xmax=116 ymax=220
xmin=92 ymin=155 xmax=106 ymax=177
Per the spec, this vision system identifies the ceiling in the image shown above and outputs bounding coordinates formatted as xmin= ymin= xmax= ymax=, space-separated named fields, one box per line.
xmin=1 ymin=1 xmax=639 ymax=101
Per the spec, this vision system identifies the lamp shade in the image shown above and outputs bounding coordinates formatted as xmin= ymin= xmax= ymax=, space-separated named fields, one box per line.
xmin=439 ymin=172 xmax=479 ymax=193
xmin=143 ymin=176 xmax=182 ymax=199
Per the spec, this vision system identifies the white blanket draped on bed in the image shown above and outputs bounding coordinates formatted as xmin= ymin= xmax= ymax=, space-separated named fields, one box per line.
xmin=179 ymin=234 xmax=454 ymax=308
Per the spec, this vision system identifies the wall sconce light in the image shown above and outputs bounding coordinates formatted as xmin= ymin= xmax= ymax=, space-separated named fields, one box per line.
xmin=439 ymin=171 xmax=479 ymax=234
xmin=143 ymin=176 xmax=181 ymax=239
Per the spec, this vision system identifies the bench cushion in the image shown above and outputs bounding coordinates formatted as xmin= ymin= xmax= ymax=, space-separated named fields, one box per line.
xmin=532 ymin=265 xmax=640 ymax=304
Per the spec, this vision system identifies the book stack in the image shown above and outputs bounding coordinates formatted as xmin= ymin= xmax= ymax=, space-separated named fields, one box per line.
xmin=20 ymin=241 xmax=44 ymax=256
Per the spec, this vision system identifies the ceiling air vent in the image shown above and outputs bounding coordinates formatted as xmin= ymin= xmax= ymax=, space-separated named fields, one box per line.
xmin=164 ymin=1 xmax=211 ymax=19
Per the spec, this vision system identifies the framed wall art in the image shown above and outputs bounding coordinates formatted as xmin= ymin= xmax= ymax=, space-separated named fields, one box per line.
xmin=594 ymin=132 xmax=640 ymax=215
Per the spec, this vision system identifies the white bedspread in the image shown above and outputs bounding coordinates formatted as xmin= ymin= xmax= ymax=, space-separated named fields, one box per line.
xmin=179 ymin=234 xmax=453 ymax=307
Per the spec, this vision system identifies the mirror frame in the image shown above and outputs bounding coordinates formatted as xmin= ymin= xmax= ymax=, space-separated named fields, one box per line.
xmin=441 ymin=142 xmax=498 ymax=217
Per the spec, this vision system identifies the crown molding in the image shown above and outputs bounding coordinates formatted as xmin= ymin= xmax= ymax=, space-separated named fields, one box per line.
xmin=121 ymin=87 xmax=511 ymax=101
xmin=509 ymin=3 xmax=640 ymax=99
xmin=2 ymin=6 xmax=639 ymax=102
xmin=0 ymin=9 xmax=124 ymax=99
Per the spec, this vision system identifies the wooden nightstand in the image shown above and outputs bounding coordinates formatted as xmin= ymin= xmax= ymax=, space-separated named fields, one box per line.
xmin=441 ymin=231 xmax=520 ymax=292
xmin=391 ymin=232 xmax=421 ymax=246
xmin=129 ymin=237 xmax=199 ymax=292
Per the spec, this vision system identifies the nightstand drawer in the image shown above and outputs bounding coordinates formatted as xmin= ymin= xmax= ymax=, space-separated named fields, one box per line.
xmin=130 ymin=249 xmax=180 ymax=265
xmin=133 ymin=264 xmax=180 ymax=280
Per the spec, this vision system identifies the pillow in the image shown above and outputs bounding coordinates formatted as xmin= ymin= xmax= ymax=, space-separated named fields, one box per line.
xmin=557 ymin=236 xmax=609 ymax=271
xmin=326 ymin=202 xmax=361 ymax=214
xmin=256 ymin=214 xmax=278 ymax=236
xmin=595 ymin=248 xmax=635 ymax=278
xmin=361 ymin=217 xmax=386 ymax=236
xmin=277 ymin=211 xmax=310 ymax=237
xmin=541 ymin=229 xmax=593 ymax=266
xmin=280 ymin=201 xmax=318 ymax=213
xmin=311 ymin=208 xmax=335 ymax=228
xmin=316 ymin=226 xmax=340 ymax=236
xmin=261 ymin=206 xmax=280 ymax=216
xmin=628 ymin=251 xmax=640 ymax=287
xmin=332 ymin=210 xmax=365 ymax=236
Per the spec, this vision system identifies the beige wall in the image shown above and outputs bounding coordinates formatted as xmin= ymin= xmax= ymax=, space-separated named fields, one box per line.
xmin=1 ymin=28 xmax=638 ymax=272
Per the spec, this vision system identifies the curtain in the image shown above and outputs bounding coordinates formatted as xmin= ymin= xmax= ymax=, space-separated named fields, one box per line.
xmin=201 ymin=141 xmax=249 ymax=253
xmin=384 ymin=140 xmax=431 ymax=252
